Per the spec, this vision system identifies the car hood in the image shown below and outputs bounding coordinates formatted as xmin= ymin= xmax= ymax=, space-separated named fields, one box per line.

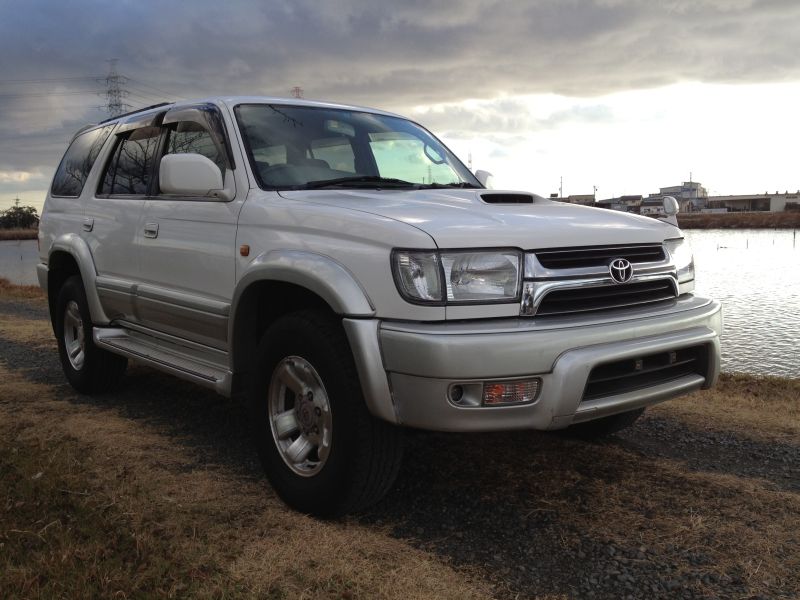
xmin=278 ymin=189 xmax=679 ymax=249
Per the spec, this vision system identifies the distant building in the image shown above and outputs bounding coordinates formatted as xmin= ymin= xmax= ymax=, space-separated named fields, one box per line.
xmin=647 ymin=181 xmax=708 ymax=213
xmin=562 ymin=194 xmax=595 ymax=206
xmin=640 ymin=197 xmax=666 ymax=216
xmin=705 ymin=191 xmax=800 ymax=213
xmin=595 ymin=195 xmax=642 ymax=212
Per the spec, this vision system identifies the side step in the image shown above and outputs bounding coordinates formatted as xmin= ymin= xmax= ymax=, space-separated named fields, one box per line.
xmin=94 ymin=327 xmax=232 ymax=396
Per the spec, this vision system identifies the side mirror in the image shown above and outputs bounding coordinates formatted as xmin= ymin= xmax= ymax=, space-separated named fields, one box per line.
xmin=474 ymin=169 xmax=494 ymax=189
xmin=663 ymin=196 xmax=679 ymax=215
xmin=160 ymin=153 xmax=232 ymax=200
xmin=660 ymin=195 xmax=680 ymax=226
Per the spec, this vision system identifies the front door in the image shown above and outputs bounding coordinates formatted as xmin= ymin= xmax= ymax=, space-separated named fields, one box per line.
xmin=134 ymin=104 xmax=242 ymax=350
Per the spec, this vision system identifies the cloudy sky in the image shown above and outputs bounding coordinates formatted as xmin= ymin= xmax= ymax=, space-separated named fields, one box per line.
xmin=2 ymin=0 xmax=800 ymax=211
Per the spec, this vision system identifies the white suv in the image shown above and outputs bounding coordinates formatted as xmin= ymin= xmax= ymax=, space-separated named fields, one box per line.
xmin=38 ymin=97 xmax=722 ymax=516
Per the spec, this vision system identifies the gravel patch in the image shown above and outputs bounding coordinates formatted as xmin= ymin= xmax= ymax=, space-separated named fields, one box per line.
xmin=0 ymin=297 xmax=49 ymax=320
xmin=620 ymin=414 xmax=800 ymax=492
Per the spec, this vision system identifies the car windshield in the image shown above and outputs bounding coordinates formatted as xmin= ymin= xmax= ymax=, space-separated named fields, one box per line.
xmin=234 ymin=104 xmax=481 ymax=190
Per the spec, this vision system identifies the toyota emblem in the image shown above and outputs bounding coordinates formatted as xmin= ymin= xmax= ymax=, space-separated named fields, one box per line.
xmin=609 ymin=258 xmax=633 ymax=283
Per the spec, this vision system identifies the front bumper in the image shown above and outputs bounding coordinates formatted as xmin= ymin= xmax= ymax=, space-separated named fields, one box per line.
xmin=346 ymin=295 xmax=722 ymax=432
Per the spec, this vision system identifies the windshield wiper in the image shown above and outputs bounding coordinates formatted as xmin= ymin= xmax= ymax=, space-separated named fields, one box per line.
xmin=416 ymin=182 xmax=481 ymax=189
xmin=303 ymin=176 xmax=417 ymax=189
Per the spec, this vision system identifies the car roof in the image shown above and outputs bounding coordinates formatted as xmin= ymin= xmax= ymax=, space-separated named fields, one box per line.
xmin=98 ymin=96 xmax=404 ymax=128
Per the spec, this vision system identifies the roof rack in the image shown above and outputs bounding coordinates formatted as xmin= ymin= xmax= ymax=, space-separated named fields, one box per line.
xmin=99 ymin=101 xmax=174 ymax=124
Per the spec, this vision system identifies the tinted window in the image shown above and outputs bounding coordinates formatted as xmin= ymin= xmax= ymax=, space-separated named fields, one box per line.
xmin=369 ymin=132 xmax=457 ymax=184
xmin=235 ymin=104 xmax=479 ymax=189
xmin=165 ymin=121 xmax=225 ymax=172
xmin=311 ymin=137 xmax=355 ymax=173
xmin=51 ymin=126 xmax=113 ymax=197
xmin=100 ymin=126 xmax=161 ymax=195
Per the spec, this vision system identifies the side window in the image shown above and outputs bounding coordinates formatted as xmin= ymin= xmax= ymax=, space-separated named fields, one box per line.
xmin=310 ymin=137 xmax=355 ymax=173
xmin=99 ymin=126 xmax=161 ymax=195
xmin=165 ymin=121 xmax=225 ymax=173
xmin=51 ymin=125 xmax=113 ymax=197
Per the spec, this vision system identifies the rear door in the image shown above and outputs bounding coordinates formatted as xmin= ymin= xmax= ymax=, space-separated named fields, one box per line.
xmin=134 ymin=103 xmax=242 ymax=350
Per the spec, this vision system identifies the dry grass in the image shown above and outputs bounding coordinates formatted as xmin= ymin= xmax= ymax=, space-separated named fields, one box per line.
xmin=0 ymin=367 xmax=494 ymax=600
xmin=678 ymin=211 xmax=800 ymax=229
xmin=654 ymin=372 xmax=800 ymax=441
xmin=0 ymin=277 xmax=44 ymax=300
xmin=0 ymin=315 xmax=53 ymax=347
xmin=0 ymin=228 xmax=38 ymax=241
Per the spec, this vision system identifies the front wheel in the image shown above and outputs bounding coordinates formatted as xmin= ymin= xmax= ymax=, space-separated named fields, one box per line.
xmin=54 ymin=275 xmax=127 ymax=393
xmin=248 ymin=310 xmax=403 ymax=517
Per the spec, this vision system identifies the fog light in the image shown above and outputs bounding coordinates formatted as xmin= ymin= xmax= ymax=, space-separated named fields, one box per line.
xmin=482 ymin=379 xmax=541 ymax=405
xmin=449 ymin=384 xmax=465 ymax=404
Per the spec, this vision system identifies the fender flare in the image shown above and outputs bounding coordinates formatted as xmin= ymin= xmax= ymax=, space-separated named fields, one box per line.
xmin=49 ymin=234 xmax=109 ymax=325
xmin=229 ymin=251 xmax=398 ymax=423
xmin=230 ymin=250 xmax=375 ymax=329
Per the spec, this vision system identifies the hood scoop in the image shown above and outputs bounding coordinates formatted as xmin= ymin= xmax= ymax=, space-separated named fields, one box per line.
xmin=480 ymin=193 xmax=534 ymax=204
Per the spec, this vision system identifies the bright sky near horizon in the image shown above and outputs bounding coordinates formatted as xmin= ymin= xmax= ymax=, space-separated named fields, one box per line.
xmin=2 ymin=0 xmax=799 ymax=212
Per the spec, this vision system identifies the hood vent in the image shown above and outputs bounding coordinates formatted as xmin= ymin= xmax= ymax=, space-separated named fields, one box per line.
xmin=480 ymin=193 xmax=534 ymax=204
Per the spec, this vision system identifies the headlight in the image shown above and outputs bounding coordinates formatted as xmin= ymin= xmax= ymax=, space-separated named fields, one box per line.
xmin=392 ymin=249 xmax=521 ymax=304
xmin=664 ymin=238 xmax=694 ymax=285
xmin=392 ymin=251 xmax=442 ymax=302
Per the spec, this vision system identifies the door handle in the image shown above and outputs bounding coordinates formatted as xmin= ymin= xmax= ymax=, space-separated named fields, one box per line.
xmin=82 ymin=218 xmax=94 ymax=232
xmin=143 ymin=222 xmax=159 ymax=238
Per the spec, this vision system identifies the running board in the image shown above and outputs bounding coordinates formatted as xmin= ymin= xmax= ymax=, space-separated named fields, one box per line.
xmin=93 ymin=327 xmax=232 ymax=396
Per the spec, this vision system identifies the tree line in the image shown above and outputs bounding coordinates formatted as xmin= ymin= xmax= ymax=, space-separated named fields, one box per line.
xmin=0 ymin=205 xmax=39 ymax=229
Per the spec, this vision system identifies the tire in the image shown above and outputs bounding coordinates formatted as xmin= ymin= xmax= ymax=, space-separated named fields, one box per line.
xmin=563 ymin=408 xmax=645 ymax=439
xmin=248 ymin=309 xmax=403 ymax=517
xmin=54 ymin=275 xmax=127 ymax=393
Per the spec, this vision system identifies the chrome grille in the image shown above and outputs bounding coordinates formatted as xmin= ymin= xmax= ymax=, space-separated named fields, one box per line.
xmin=534 ymin=244 xmax=665 ymax=269
xmin=535 ymin=279 xmax=676 ymax=316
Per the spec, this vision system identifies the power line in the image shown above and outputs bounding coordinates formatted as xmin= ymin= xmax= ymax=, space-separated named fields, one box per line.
xmin=0 ymin=90 xmax=102 ymax=99
xmin=0 ymin=76 xmax=102 ymax=84
xmin=127 ymin=78 xmax=189 ymax=101
xmin=101 ymin=59 xmax=132 ymax=117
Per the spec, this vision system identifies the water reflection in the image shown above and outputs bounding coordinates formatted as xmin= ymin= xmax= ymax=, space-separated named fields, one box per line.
xmin=687 ymin=228 xmax=799 ymax=378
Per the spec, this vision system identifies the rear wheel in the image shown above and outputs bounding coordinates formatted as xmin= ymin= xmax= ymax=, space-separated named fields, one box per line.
xmin=248 ymin=310 xmax=403 ymax=517
xmin=54 ymin=275 xmax=127 ymax=393
xmin=564 ymin=408 xmax=645 ymax=439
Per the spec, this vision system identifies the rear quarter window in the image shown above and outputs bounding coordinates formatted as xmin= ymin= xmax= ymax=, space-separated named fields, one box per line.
xmin=51 ymin=125 xmax=114 ymax=197
xmin=99 ymin=126 xmax=162 ymax=196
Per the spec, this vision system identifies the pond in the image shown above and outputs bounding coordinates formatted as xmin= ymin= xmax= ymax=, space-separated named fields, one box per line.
xmin=686 ymin=228 xmax=799 ymax=378
xmin=0 ymin=239 xmax=38 ymax=286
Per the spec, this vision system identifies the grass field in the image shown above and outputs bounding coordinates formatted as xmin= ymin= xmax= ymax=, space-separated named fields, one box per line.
xmin=1 ymin=280 xmax=798 ymax=599
xmin=0 ymin=228 xmax=38 ymax=241
xmin=678 ymin=211 xmax=800 ymax=229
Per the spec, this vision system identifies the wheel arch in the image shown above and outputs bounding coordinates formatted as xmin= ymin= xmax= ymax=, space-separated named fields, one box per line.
xmin=229 ymin=251 xmax=396 ymax=423
xmin=230 ymin=249 xmax=375 ymax=379
xmin=47 ymin=234 xmax=108 ymax=327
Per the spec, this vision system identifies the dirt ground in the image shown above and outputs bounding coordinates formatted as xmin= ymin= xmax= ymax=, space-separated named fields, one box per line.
xmin=1 ymin=285 xmax=798 ymax=599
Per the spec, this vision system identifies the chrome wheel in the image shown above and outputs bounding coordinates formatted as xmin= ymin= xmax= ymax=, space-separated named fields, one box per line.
xmin=63 ymin=300 xmax=85 ymax=370
xmin=268 ymin=356 xmax=333 ymax=477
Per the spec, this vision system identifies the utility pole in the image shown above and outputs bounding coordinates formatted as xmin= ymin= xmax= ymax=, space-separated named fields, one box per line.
xmin=102 ymin=59 xmax=131 ymax=117
xmin=593 ymin=185 xmax=598 ymax=199
xmin=290 ymin=86 xmax=304 ymax=99
xmin=468 ymin=151 xmax=473 ymax=170
xmin=559 ymin=176 xmax=563 ymax=199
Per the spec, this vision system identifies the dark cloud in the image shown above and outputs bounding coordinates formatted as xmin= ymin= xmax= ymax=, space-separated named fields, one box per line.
xmin=1 ymin=0 xmax=799 ymax=191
